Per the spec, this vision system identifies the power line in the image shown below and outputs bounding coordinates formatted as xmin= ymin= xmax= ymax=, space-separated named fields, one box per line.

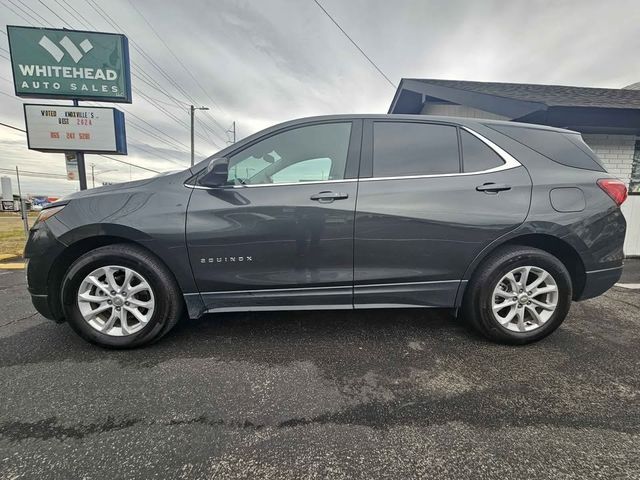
xmin=84 ymin=0 xmax=228 ymax=145
xmin=36 ymin=0 xmax=69 ymax=27
xmin=37 ymin=1 xmax=195 ymax=152
xmin=125 ymin=0 xmax=230 ymax=121
xmin=0 ymin=121 xmax=24 ymax=132
xmin=0 ymin=167 xmax=68 ymax=179
xmin=56 ymin=0 xmax=93 ymax=30
xmin=1 ymin=2 xmax=214 ymax=161
xmin=311 ymin=0 xmax=396 ymax=89
xmin=4 ymin=0 xmax=47 ymax=26
xmin=82 ymin=1 xmax=220 ymax=149
xmin=98 ymin=155 xmax=160 ymax=173
xmin=15 ymin=0 xmax=52 ymax=25
xmin=0 ymin=121 xmax=162 ymax=173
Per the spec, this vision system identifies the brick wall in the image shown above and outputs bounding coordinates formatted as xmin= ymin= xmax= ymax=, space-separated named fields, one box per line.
xmin=582 ymin=134 xmax=636 ymax=185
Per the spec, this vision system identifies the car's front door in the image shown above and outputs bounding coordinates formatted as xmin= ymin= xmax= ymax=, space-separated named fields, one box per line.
xmin=186 ymin=120 xmax=362 ymax=312
xmin=354 ymin=119 xmax=532 ymax=308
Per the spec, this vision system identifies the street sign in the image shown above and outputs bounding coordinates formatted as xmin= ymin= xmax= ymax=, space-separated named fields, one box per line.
xmin=1 ymin=201 xmax=15 ymax=211
xmin=24 ymin=104 xmax=127 ymax=154
xmin=65 ymin=152 xmax=79 ymax=180
xmin=7 ymin=25 xmax=132 ymax=103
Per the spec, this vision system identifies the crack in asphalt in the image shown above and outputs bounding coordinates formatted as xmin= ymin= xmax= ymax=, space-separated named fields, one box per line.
xmin=606 ymin=291 xmax=640 ymax=311
xmin=0 ymin=312 xmax=39 ymax=330
xmin=0 ymin=417 xmax=140 ymax=441
xmin=2 ymin=387 xmax=638 ymax=443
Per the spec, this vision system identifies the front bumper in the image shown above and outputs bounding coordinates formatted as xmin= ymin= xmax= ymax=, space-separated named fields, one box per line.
xmin=577 ymin=266 xmax=623 ymax=300
xmin=25 ymin=220 xmax=68 ymax=322
xmin=29 ymin=292 xmax=64 ymax=322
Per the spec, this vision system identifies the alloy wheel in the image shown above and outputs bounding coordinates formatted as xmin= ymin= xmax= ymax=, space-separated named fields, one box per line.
xmin=77 ymin=265 xmax=155 ymax=336
xmin=491 ymin=265 xmax=558 ymax=333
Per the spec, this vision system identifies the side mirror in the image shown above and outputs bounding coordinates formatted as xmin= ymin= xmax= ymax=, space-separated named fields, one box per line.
xmin=199 ymin=157 xmax=229 ymax=188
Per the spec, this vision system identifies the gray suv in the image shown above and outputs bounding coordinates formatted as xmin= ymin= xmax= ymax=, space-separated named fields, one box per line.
xmin=24 ymin=115 xmax=628 ymax=348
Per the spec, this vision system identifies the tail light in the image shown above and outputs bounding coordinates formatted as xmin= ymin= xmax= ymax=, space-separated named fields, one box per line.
xmin=597 ymin=178 xmax=628 ymax=206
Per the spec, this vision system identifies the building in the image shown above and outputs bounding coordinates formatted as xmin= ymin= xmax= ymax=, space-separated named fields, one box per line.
xmin=388 ymin=79 xmax=640 ymax=256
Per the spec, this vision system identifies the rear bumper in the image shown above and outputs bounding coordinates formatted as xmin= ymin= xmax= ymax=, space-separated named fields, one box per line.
xmin=576 ymin=266 xmax=623 ymax=301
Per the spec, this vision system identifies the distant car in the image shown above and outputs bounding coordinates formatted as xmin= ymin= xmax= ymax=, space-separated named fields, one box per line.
xmin=30 ymin=204 xmax=43 ymax=212
xmin=24 ymin=115 xmax=627 ymax=348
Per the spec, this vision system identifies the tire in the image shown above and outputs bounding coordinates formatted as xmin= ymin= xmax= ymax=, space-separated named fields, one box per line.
xmin=462 ymin=246 xmax=572 ymax=345
xmin=61 ymin=244 xmax=183 ymax=348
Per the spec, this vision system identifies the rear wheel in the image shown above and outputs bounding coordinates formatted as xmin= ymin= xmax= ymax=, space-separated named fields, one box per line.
xmin=462 ymin=246 xmax=572 ymax=344
xmin=61 ymin=244 xmax=183 ymax=348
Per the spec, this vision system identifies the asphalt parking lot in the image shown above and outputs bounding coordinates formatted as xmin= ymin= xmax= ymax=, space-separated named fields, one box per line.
xmin=0 ymin=264 xmax=639 ymax=480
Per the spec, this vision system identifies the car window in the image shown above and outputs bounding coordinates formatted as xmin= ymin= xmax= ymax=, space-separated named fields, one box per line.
xmin=488 ymin=124 xmax=606 ymax=172
xmin=227 ymin=123 xmax=351 ymax=185
xmin=460 ymin=130 xmax=505 ymax=172
xmin=373 ymin=122 xmax=460 ymax=177
xmin=271 ymin=157 xmax=332 ymax=183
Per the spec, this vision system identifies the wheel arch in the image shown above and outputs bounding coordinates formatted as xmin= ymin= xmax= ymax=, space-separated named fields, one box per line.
xmin=458 ymin=232 xmax=587 ymax=306
xmin=47 ymin=229 xmax=186 ymax=322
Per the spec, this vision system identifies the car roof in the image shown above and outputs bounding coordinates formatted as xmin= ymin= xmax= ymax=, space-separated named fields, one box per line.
xmin=268 ymin=114 xmax=578 ymax=135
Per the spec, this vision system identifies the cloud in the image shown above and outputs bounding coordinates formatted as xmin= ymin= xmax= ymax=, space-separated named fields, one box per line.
xmin=0 ymin=0 xmax=638 ymax=195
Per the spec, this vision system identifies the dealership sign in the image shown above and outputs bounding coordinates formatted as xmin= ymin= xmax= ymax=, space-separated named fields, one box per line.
xmin=24 ymin=104 xmax=127 ymax=154
xmin=7 ymin=26 xmax=132 ymax=102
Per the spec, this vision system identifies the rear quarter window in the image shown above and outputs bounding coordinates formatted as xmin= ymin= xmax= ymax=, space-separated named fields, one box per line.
xmin=460 ymin=130 xmax=505 ymax=172
xmin=487 ymin=124 xmax=605 ymax=172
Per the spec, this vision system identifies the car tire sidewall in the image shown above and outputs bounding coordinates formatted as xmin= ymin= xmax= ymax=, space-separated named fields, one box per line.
xmin=62 ymin=248 xmax=175 ymax=348
xmin=474 ymin=249 xmax=572 ymax=344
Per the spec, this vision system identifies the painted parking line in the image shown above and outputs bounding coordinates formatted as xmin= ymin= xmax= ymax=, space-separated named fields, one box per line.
xmin=0 ymin=263 xmax=25 ymax=270
xmin=615 ymin=283 xmax=640 ymax=290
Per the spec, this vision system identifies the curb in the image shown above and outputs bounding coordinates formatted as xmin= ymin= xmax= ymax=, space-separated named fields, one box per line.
xmin=0 ymin=263 xmax=25 ymax=270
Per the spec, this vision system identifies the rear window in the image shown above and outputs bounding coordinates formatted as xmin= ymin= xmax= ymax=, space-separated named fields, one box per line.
xmin=488 ymin=124 xmax=605 ymax=172
xmin=373 ymin=122 xmax=460 ymax=177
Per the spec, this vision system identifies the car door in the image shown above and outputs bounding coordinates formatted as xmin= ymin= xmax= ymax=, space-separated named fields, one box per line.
xmin=186 ymin=120 xmax=362 ymax=312
xmin=354 ymin=119 xmax=532 ymax=308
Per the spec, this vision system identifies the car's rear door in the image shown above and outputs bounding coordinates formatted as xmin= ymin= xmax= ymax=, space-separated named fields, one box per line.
xmin=186 ymin=120 xmax=362 ymax=312
xmin=354 ymin=119 xmax=532 ymax=308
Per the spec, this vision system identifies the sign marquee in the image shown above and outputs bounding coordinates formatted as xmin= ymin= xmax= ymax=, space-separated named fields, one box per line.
xmin=24 ymin=104 xmax=127 ymax=154
xmin=7 ymin=25 xmax=132 ymax=102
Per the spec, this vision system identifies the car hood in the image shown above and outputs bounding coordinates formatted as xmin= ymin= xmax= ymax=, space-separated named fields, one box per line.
xmin=60 ymin=169 xmax=189 ymax=202
xmin=61 ymin=177 xmax=158 ymax=201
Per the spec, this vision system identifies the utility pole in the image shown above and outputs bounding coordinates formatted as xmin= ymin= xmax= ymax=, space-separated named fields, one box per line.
xmin=15 ymin=166 xmax=28 ymax=236
xmin=190 ymin=105 xmax=209 ymax=167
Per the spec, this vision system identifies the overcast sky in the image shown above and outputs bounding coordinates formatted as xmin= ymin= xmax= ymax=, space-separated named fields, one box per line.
xmin=1 ymin=0 xmax=639 ymax=196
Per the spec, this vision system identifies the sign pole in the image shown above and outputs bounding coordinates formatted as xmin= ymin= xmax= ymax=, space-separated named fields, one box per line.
xmin=73 ymin=99 xmax=88 ymax=190
xmin=15 ymin=166 xmax=29 ymax=236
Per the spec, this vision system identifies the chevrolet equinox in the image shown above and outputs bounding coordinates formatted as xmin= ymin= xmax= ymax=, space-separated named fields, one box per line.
xmin=25 ymin=115 xmax=628 ymax=348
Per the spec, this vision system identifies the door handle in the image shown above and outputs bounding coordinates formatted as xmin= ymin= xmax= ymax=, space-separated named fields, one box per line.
xmin=310 ymin=191 xmax=349 ymax=202
xmin=476 ymin=182 xmax=512 ymax=193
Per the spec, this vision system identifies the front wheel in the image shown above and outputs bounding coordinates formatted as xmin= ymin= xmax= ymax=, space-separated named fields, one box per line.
xmin=61 ymin=244 xmax=183 ymax=348
xmin=462 ymin=246 xmax=572 ymax=344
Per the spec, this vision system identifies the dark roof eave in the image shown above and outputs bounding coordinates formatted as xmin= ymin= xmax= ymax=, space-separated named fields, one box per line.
xmin=389 ymin=79 xmax=548 ymax=118
xmin=517 ymin=106 xmax=640 ymax=135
